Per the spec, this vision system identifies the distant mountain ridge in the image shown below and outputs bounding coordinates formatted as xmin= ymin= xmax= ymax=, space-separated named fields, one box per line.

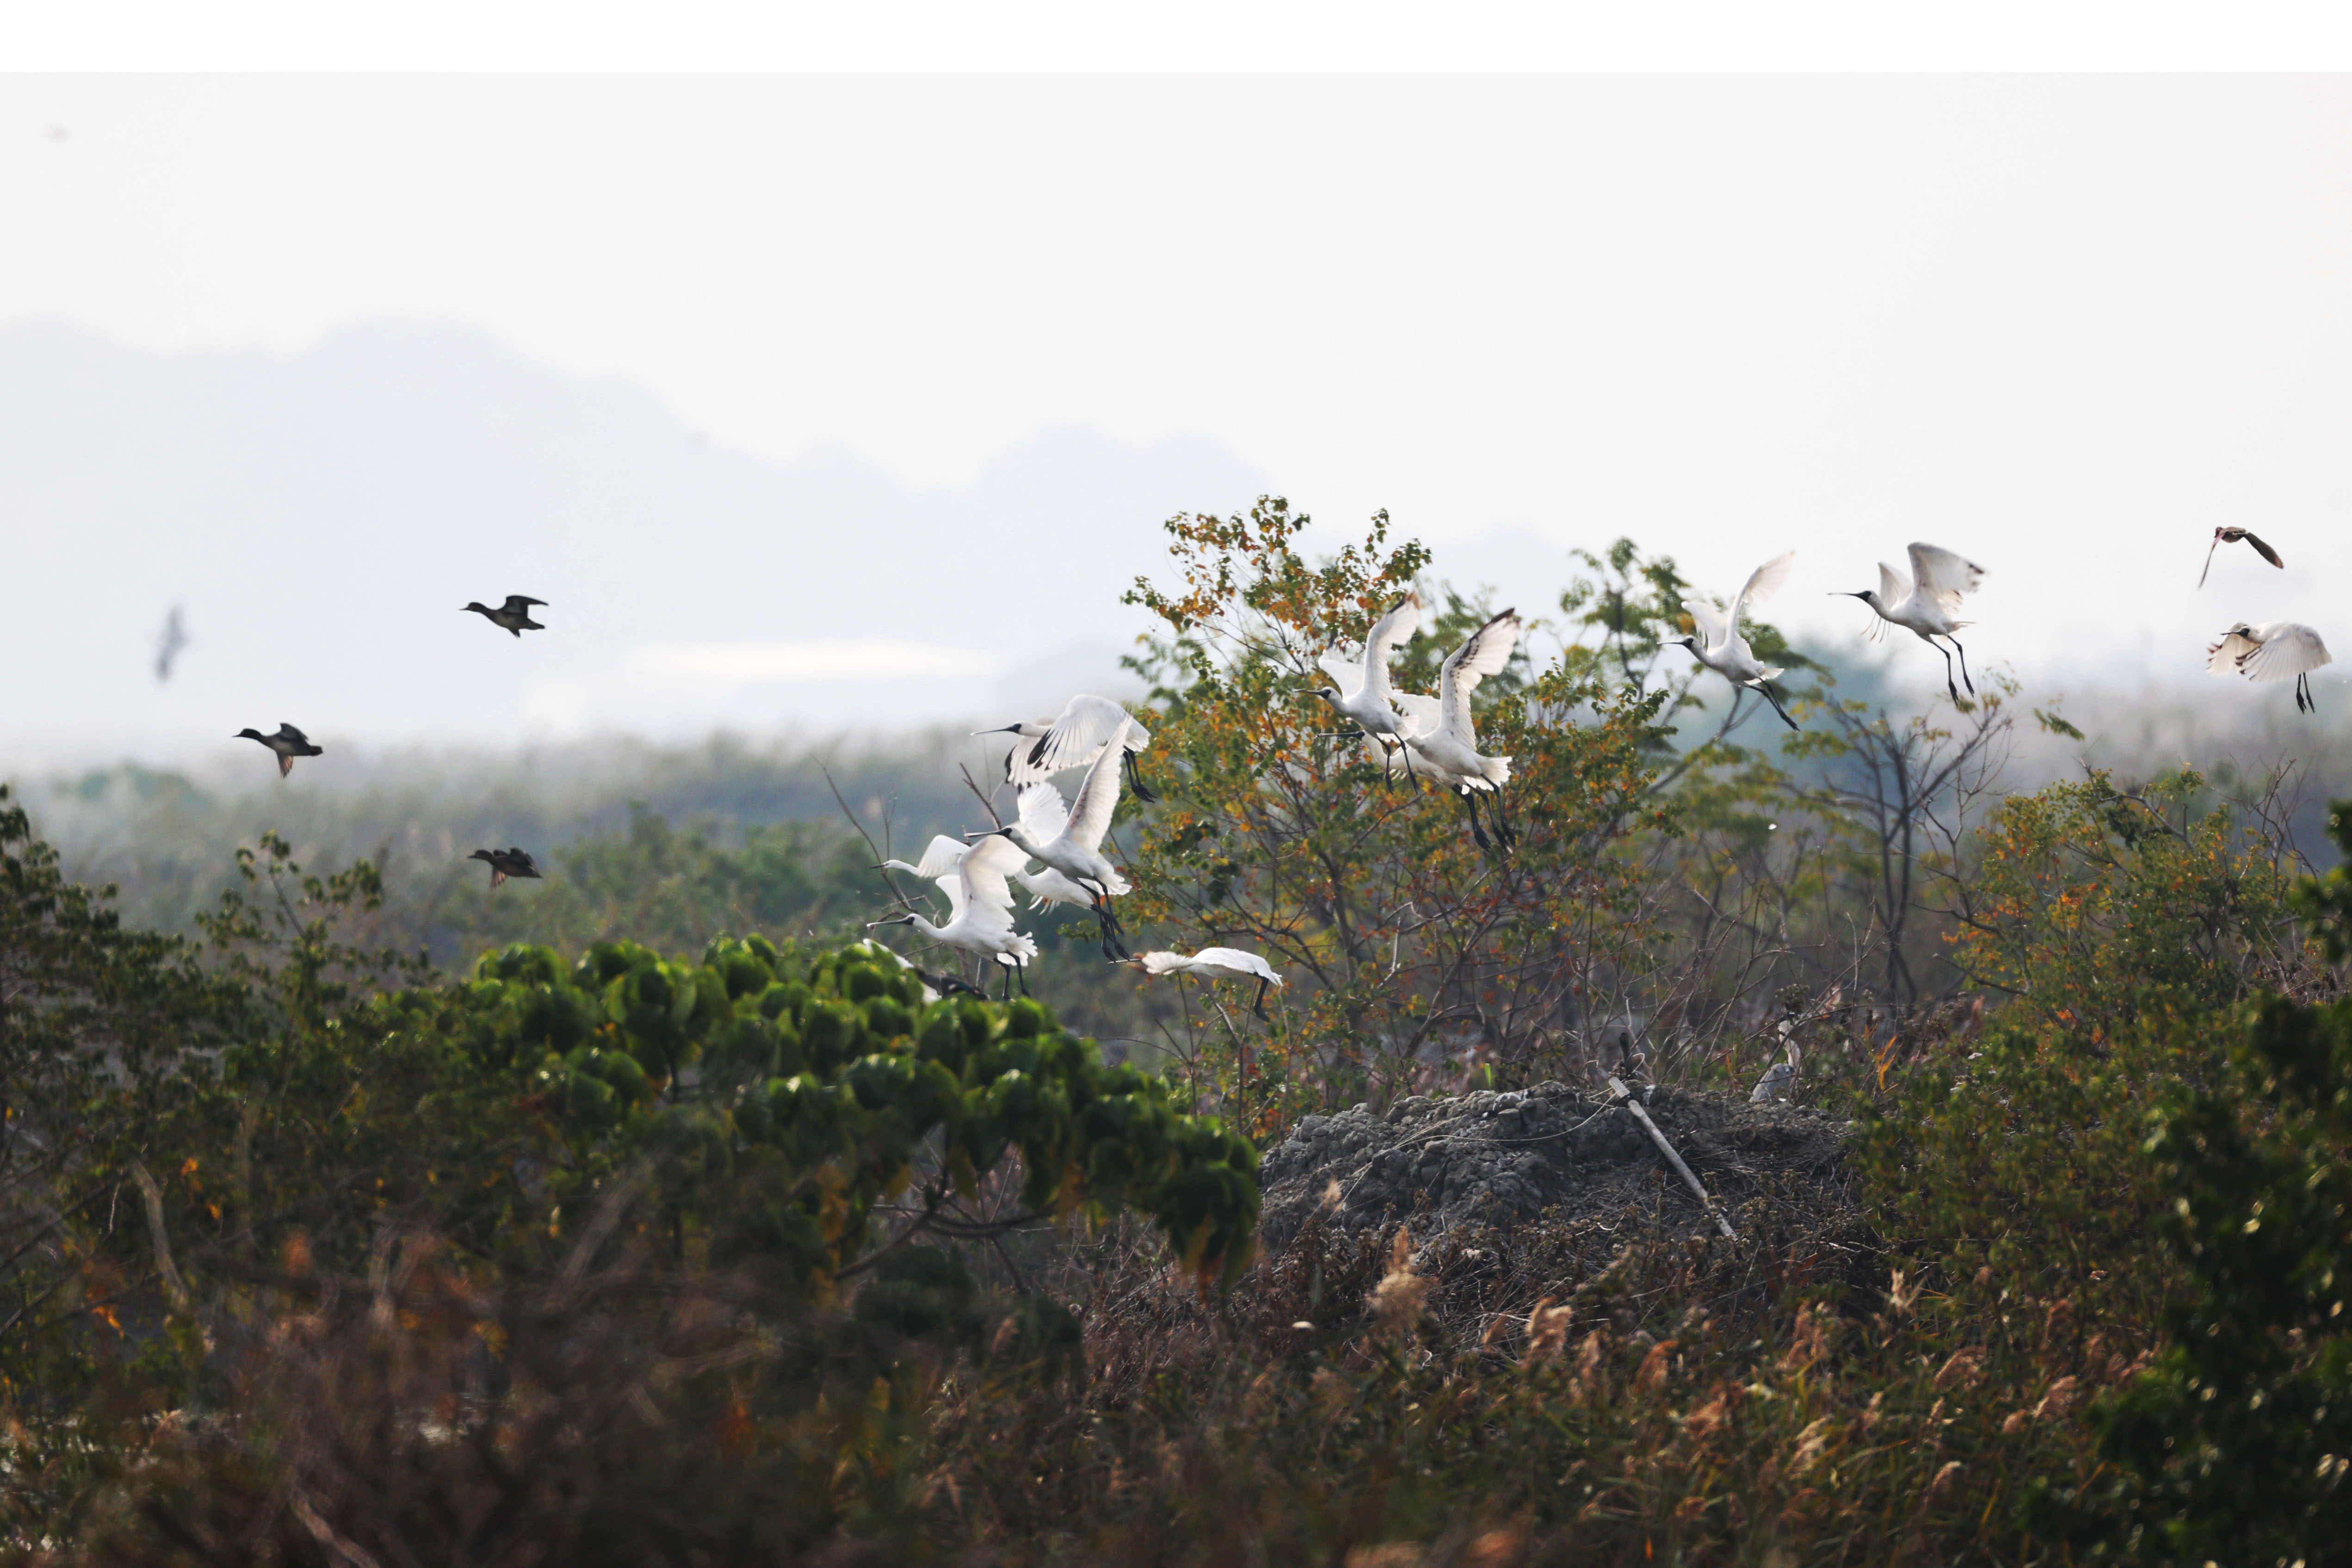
xmin=0 ymin=318 xmax=1271 ymax=756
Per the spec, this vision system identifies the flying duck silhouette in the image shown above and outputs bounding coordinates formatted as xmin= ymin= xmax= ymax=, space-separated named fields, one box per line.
xmin=235 ymin=723 xmax=322 ymax=777
xmin=463 ymin=595 xmax=547 ymax=637
xmin=468 ymin=847 xmax=543 ymax=887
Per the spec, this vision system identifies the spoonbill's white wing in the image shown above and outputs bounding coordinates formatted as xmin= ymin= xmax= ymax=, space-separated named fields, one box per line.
xmin=1191 ymin=947 xmax=1284 ymax=985
xmin=1390 ymin=691 xmax=1441 ymax=741
xmin=2240 ymin=623 xmax=2333 ymax=682
xmin=1130 ymin=951 xmax=1192 ymax=977
xmin=2206 ymin=629 xmax=2265 ymax=677
xmin=1016 ymin=781 xmax=1072 ymax=845
xmin=935 ymin=871 xmax=971 ymax=924
xmin=1316 ymin=648 xmax=1367 ymax=700
xmin=1017 ymin=867 xmax=1096 ymax=910
xmin=957 ymin=832 xmax=1030 ymax=917
xmin=1064 ymin=718 xmax=1132 ymax=851
xmin=1876 ymin=562 xmax=1912 ymax=607
xmin=1729 ymin=551 xmax=1796 ymax=632
xmin=1436 ymin=611 xmax=1521 ymax=746
xmin=1360 ymin=591 xmax=1422 ymax=705
xmin=1907 ymin=543 xmax=1985 ymax=614
xmin=1681 ymin=597 xmax=1729 ymax=653
xmin=899 ymin=834 xmax=970 ymax=881
xmin=1009 ymin=695 xmax=1149 ymax=784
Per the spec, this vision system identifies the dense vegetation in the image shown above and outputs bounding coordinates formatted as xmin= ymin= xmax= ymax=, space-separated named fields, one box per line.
xmin=4 ymin=501 xmax=2348 ymax=1563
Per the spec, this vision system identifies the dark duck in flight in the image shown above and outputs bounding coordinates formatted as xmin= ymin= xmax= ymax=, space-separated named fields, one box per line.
xmin=464 ymin=595 xmax=548 ymax=637
xmin=235 ymin=723 xmax=322 ymax=777
xmin=468 ymin=847 xmax=544 ymax=887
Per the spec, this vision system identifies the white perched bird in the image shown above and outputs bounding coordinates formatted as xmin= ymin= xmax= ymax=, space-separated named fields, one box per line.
xmin=2207 ymin=621 xmax=2333 ymax=714
xmin=1312 ymin=590 xmax=1423 ymax=767
xmin=867 ymin=831 xmax=1038 ymax=1000
xmin=978 ymin=694 xmax=1157 ymax=802
xmin=1124 ymin=946 xmax=1285 ymax=1020
xmin=880 ymin=835 xmax=1096 ymax=914
xmin=1001 ymin=718 xmax=1135 ymax=957
xmin=1750 ymin=1040 xmax=1801 ymax=1103
xmin=1835 ymin=543 xmax=1987 ymax=702
xmin=1672 ymin=550 xmax=1800 ymax=731
xmin=1399 ymin=609 xmax=1523 ymax=854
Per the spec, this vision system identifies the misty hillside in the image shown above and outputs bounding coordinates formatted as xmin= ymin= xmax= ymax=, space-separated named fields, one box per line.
xmin=0 ymin=317 xmax=1276 ymax=750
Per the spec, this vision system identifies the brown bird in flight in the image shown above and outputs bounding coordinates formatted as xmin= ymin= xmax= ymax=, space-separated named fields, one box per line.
xmin=2199 ymin=527 xmax=2285 ymax=589
xmin=468 ymin=847 xmax=544 ymax=888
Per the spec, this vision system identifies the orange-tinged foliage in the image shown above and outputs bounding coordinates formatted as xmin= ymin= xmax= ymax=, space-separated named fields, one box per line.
xmin=1118 ymin=499 xmax=1672 ymax=1121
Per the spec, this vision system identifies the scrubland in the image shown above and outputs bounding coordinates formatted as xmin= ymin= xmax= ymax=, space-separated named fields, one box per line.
xmin=6 ymin=505 xmax=2352 ymax=1564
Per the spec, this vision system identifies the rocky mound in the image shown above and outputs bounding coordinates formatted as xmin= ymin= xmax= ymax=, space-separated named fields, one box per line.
xmin=1258 ymin=1081 xmax=1854 ymax=1255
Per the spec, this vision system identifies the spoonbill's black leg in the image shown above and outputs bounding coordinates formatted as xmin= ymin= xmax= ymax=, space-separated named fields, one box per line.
xmin=1489 ymin=787 xmax=1519 ymax=851
xmin=1925 ymin=635 xmax=1961 ymax=702
xmin=1758 ymin=684 xmax=1800 ymax=731
xmin=1252 ymin=977 xmax=1270 ymax=1022
xmin=1124 ymin=750 xmax=1159 ymax=803
xmin=1460 ymin=789 xmax=1492 ymax=853
xmin=1948 ymin=636 xmax=1976 ymax=695
xmin=1089 ymin=893 xmax=1131 ymax=961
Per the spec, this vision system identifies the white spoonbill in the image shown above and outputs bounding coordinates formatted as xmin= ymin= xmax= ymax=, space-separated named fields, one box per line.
xmin=1749 ymin=1040 xmax=1801 ymax=1103
xmin=2199 ymin=527 xmax=2286 ymax=590
xmin=1671 ymin=551 xmax=1799 ymax=732
xmin=1001 ymin=719 xmax=1135 ymax=957
xmin=1834 ymin=543 xmax=1986 ymax=702
xmin=881 ymin=834 xmax=1097 ymax=915
xmin=867 ymin=831 xmax=1038 ymax=999
xmin=978 ymin=694 xmax=1157 ymax=801
xmin=2207 ymin=621 xmax=2333 ymax=714
xmin=1312 ymin=590 xmax=1422 ymax=767
xmin=1399 ymin=610 xmax=1523 ymax=854
xmin=1123 ymin=947 xmax=1285 ymax=1020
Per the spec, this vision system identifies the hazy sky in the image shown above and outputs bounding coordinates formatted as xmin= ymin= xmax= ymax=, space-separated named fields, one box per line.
xmin=5 ymin=74 xmax=2352 ymax=753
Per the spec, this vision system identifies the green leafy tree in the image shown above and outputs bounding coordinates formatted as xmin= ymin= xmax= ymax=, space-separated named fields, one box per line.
xmin=1119 ymin=500 xmax=1680 ymax=1126
xmin=2061 ymin=800 xmax=2352 ymax=1562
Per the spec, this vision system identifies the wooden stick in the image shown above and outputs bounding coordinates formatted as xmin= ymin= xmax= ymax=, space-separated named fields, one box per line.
xmin=1608 ymin=1076 xmax=1736 ymax=1240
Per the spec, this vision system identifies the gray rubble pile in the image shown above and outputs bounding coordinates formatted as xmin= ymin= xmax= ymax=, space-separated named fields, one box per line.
xmin=1257 ymin=1081 xmax=1853 ymax=1254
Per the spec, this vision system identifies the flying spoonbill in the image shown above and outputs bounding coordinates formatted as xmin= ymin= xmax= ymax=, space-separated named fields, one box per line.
xmin=236 ymin=723 xmax=323 ymax=777
xmin=868 ymin=831 xmax=1038 ymax=999
xmin=2199 ymin=527 xmax=2285 ymax=589
xmin=1400 ymin=609 xmax=1523 ymax=854
xmin=1672 ymin=551 xmax=1800 ymax=731
xmin=979 ymin=693 xmax=1157 ymax=801
xmin=2207 ymin=621 xmax=2333 ymax=714
xmin=881 ymin=834 xmax=1098 ymax=915
xmin=1001 ymin=719 xmax=1136 ymax=958
xmin=1835 ymin=543 xmax=1985 ymax=701
xmin=464 ymin=594 xmax=547 ymax=637
xmin=1312 ymin=590 xmax=1422 ymax=772
xmin=1123 ymin=947 xmax=1285 ymax=1021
